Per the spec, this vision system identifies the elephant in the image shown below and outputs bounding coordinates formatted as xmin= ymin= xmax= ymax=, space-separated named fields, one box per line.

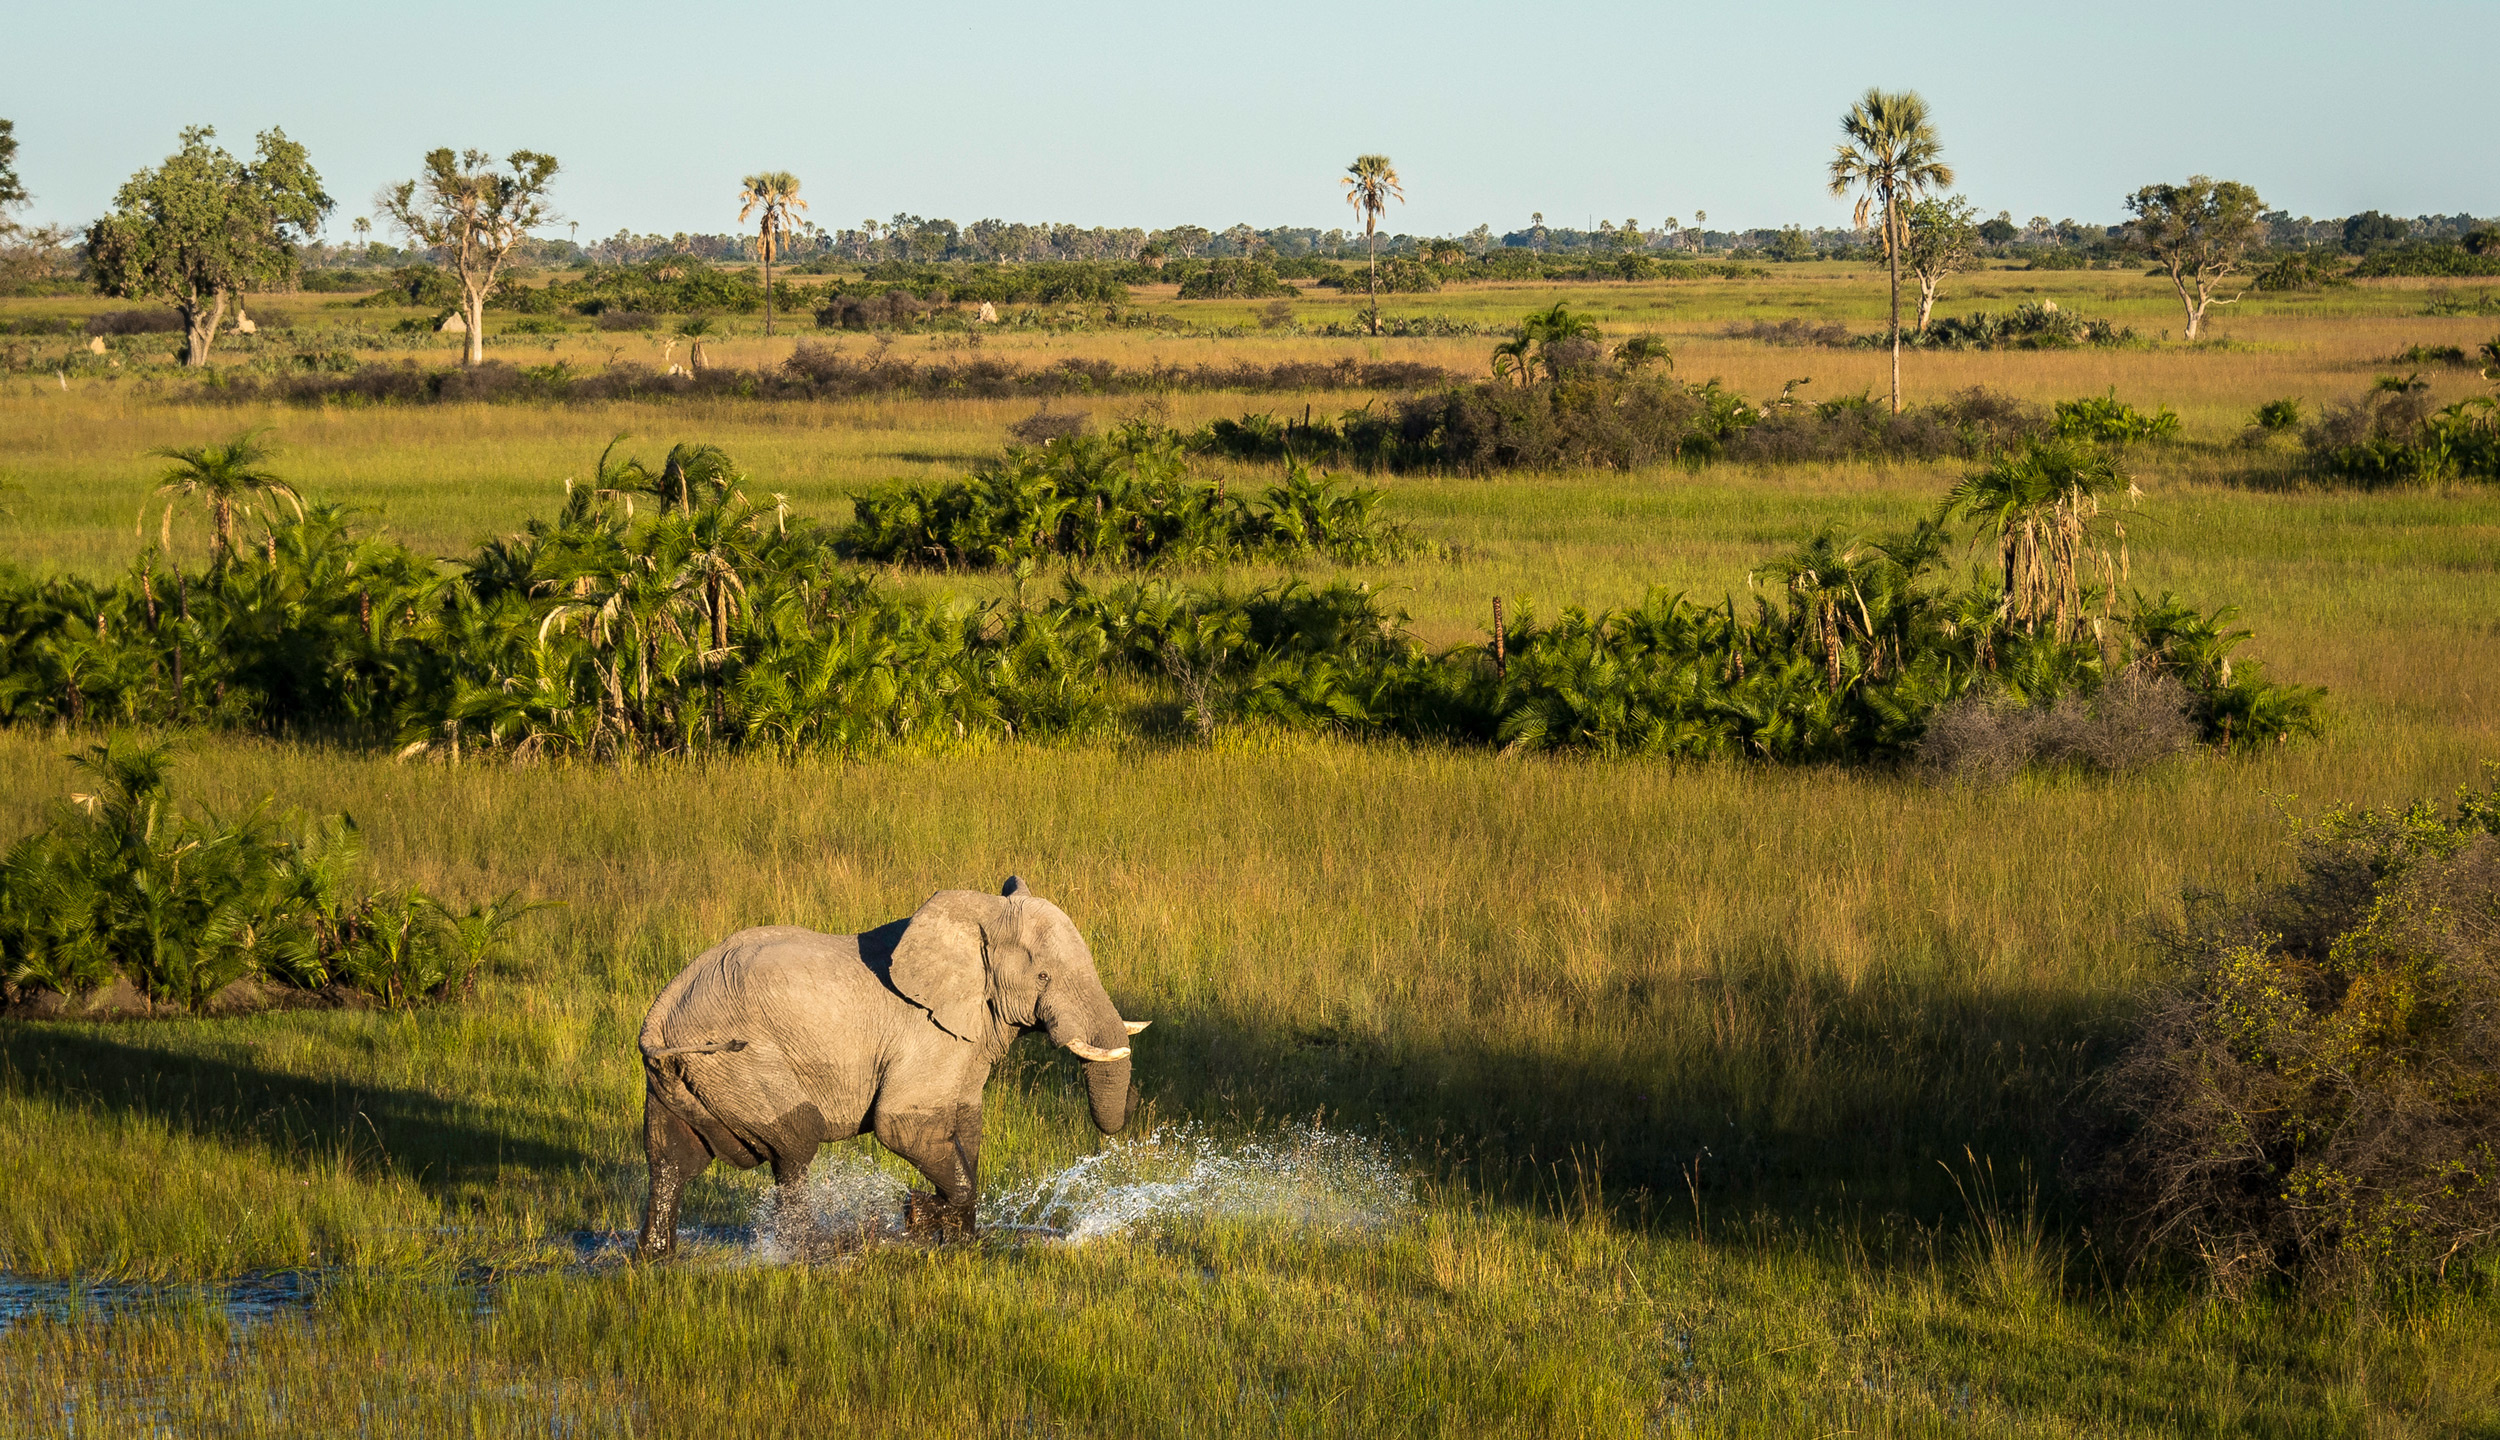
xmin=635 ymin=876 xmax=1147 ymax=1258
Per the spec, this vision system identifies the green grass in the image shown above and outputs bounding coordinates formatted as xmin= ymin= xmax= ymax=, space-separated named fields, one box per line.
xmin=1 ymin=269 xmax=2498 ymax=1434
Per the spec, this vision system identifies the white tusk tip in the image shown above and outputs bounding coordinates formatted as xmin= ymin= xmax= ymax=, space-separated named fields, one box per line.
xmin=1123 ymin=1020 xmax=1151 ymax=1035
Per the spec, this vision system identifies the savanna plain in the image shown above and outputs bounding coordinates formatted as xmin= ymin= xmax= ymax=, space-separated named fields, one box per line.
xmin=3 ymin=266 xmax=2499 ymax=1436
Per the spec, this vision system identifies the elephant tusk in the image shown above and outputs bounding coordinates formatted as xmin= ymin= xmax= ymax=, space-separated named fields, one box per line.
xmin=1123 ymin=1020 xmax=1151 ymax=1035
xmin=1065 ymin=1041 xmax=1131 ymax=1063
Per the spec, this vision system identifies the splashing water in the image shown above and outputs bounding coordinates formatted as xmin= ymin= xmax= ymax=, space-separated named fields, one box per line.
xmin=738 ymin=1122 xmax=1410 ymax=1260
xmin=985 ymin=1122 xmax=1413 ymax=1243
xmin=748 ymin=1150 xmax=912 ymax=1261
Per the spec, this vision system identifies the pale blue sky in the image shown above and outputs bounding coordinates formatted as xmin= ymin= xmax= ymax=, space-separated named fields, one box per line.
xmin=10 ymin=0 xmax=2493 ymax=240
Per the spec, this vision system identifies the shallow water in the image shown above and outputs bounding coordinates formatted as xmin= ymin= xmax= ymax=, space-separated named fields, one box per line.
xmin=3 ymin=1123 xmax=1413 ymax=1324
xmin=0 ymin=1270 xmax=324 ymax=1330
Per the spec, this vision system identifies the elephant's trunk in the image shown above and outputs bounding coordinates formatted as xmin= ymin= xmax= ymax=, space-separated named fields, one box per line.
xmin=1040 ymin=975 xmax=1138 ymax=1135
xmin=1083 ymin=1055 xmax=1134 ymax=1135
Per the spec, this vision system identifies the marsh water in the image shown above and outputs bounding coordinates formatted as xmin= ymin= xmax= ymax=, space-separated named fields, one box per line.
xmin=1 ymin=1122 xmax=1414 ymax=1328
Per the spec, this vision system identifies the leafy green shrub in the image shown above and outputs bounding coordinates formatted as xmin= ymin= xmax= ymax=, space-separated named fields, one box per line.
xmin=2102 ymin=769 xmax=2500 ymax=1288
xmin=2252 ymin=251 xmax=2353 ymax=291
xmin=1909 ymin=302 xmax=2135 ymax=350
xmin=0 ymin=740 xmax=544 ymax=1009
xmin=2052 ymin=389 xmax=2181 ymax=445
xmin=2253 ymin=398 xmax=2303 ymax=432
xmin=2387 ymin=343 xmax=2471 ymax=368
xmin=1174 ymin=259 xmax=1295 ymax=300
xmin=844 ymin=422 xmax=1419 ymax=570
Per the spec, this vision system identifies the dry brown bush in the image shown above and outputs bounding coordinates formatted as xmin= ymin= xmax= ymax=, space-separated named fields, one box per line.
xmin=1917 ymin=670 xmax=2196 ymax=782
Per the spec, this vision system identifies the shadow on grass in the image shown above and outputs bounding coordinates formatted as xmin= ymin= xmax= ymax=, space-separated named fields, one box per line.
xmin=0 ymin=1023 xmax=591 ymax=1194
xmin=1076 ymin=960 xmax=2135 ymax=1245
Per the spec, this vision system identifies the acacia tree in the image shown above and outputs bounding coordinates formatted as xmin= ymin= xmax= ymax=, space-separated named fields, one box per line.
xmin=739 ymin=171 xmax=805 ymax=337
xmin=1342 ymin=154 xmax=1404 ymax=337
xmin=2123 ymin=177 xmax=2264 ymax=341
xmin=381 ymin=148 xmax=559 ymax=366
xmin=1827 ymin=89 xmax=1953 ymax=414
xmin=86 ymin=127 xmax=331 ymax=366
xmin=1904 ymin=195 xmax=1980 ymax=333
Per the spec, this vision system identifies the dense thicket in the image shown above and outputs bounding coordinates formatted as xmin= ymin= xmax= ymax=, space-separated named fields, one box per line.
xmin=0 ymin=439 xmax=2318 ymax=769
xmin=2101 ymin=771 xmax=2500 ymax=1288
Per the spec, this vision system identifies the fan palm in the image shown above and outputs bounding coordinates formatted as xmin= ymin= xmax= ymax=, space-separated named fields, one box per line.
xmin=143 ymin=427 xmax=303 ymax=570
xmin=1827 ymin=89 xmax=1953 ymax=415
xmin=1936 ymin=439 xmax=2133 ymax=642
xmin=739 ymin=171 xmax=806 ymax=337
xmin=1341 ymin=155 xmax=1404 ymax=337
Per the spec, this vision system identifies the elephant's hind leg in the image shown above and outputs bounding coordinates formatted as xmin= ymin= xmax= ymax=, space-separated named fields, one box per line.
xmin=768 ymin=1136 xmax=832 ymax=1260
xmin=638 ymin=1094 xmax=711 ymax=1260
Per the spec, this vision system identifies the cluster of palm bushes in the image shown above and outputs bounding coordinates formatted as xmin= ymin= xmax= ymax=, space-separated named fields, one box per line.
xmin=2303 ymin=369 xmax=2500 ymax=487
xmin=0 ymin=431 xmax=2319 ymax=768
xmin=843 ymin=421 xmax=1422 ymax=571
xmin=0 ymin=739 xmax=540 ymax=1009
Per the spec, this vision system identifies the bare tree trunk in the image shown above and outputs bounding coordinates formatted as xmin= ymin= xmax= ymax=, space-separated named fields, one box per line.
xmin=762 ymin=235 xmax=774 ymax=338
xmin=2177 ymin=269 xmax=2204 ymax=340
xmin=1887 ymin=193 xmax=1903 ymax=415
xmin=464 ymin=283 xmax=487 ymax=367
xmin=1916 ymin=273 xmax=1940 ymax=333
xmin=182 ymin=292 xmax=227 ymax=367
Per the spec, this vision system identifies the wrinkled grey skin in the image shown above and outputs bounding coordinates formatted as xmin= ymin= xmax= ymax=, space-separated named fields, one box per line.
xmin=636 ymin=877 xmax=1142 ymax=1258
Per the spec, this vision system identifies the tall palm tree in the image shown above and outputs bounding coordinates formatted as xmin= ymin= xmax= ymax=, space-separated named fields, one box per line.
xmin=1826 ymin=89 xmax=1952 ymax=415
xmin=143 ymin=427 xmax=303 ymax=570
xmin=739 ymin=171 xmax=807 ymax=337
xmin=1341 ymin=155 xmax=1404 ymax=337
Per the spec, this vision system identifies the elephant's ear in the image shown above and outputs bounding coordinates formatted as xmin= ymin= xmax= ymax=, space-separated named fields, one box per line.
xmin=889 ymin=890 xmax=996 ymax=1043
xmin=1001 ymin=875 xmax=1030 ymax=898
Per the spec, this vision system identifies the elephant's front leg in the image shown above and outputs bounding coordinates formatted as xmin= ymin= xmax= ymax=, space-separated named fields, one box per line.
xmin=880 ymin=1103 xmax=982 ymax=1240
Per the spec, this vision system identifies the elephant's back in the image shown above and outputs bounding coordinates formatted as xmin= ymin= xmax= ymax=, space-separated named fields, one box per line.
xmin=639 ymin=926 xmax=877 ymax=1055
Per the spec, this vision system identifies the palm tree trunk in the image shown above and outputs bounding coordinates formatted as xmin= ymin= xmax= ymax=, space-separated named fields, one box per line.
xmin=1367 ymin=221 xmax=1380 ymax=337
xmin=213 ymin=496 xmax=233 ymax=569
xmin=1886 ymin=191 xmax=1903 ymax=415
xmin=762 ymin=229 xmax=774 ymax=338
